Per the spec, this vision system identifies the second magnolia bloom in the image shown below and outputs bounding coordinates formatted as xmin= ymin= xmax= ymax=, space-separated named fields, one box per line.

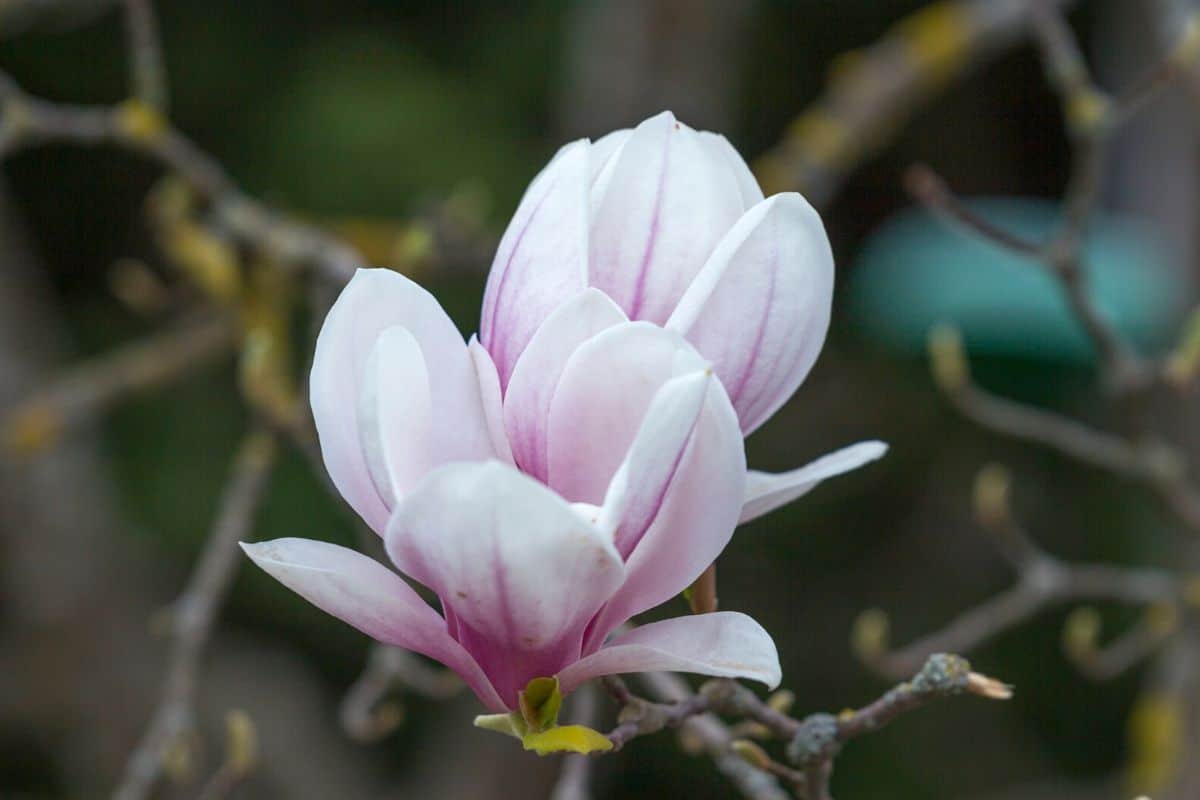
xmin=481 ymin=109 xmax=834 ymax=435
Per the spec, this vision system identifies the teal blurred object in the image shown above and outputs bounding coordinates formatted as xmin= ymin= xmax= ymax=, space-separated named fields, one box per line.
xmin=847 ymin=198 xmax=1188 ymax=362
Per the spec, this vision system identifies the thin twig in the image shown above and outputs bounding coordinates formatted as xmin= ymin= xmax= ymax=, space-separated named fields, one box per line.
xmin=928 ymin=327 xmax=1200 ymax=529
xmin=756 ymin=0 xmax=1076 ymax=205
xmin=604 ymin=659 xmax=1008 ymax=800
xmin=1068 ymin=614 xmax=1175 ymax=682
xmin=112 ymin=429 xmax=277 ymax=800
xmin=785 ymin=654 xmax=1010 ymax=800
xmin=859 ymin=477 xmax=1179 ymax=680
xmin=121 ymin=0 xmax=167 ymax=112
xmin=0 ymin=71 xmax=362 ymax=285
xmin=550 ymin=683 xmax=599 ymax=800
xmin=339 ymin=645 xmax=463 ymax=742
xmin=904 ymin=165 xmax=1040 ymax=255
xmin=638 ymin=673 xmax=791 ymax=800
xmin=2 ymin=312 xmax=236 ymax=457
xmin=948 ymin=383 xmax=1174 ymax=482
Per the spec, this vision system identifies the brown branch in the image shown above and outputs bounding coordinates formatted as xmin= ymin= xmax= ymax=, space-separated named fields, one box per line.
xmin=0 ymin=71 xmax=363 ymax=285
xmin=604 ymin=675 xmax=712 ymax=751
xmin=1065 ymin=608 xmax=1176 ymax=682
xmin=903 ymin=165 xmax=1041 ymax=255
xmin=2 ymin=312 xmax=236 ymax=457
xmin=949 ymin=383 xmax=1173 ymax=482
xmin=112 ymin=429 xmax=277 ymax=800
xmin=858 ymin=466 xmax=1180 ymax=680
xmin=121 ymin=0 xmax=167 ymax=112
xmin=785 ymin=654 xmax=1010 ymax=800
xmin=602 ymin=657 xmax=1007 ymax=800
xmin=1111 ymin=13 xmax=1200 ymax=124
xmin=599 ymin=661 xmax=1008 ymax=800
xmin=550 ymin=683 xmax=600 ymax=800
xmin=339 ymin=644 xmax=463 ymax=742
xmin=904 ymin=2 xmax=1194 ymax=392
xmin=193 ymin=710 xmax=257 ymax=800
xmin=638 ymin=673 xmax=792 ymax=800
xmin=927 ymin=326 xmax=1200 ymax=529
xmin=756 ymin=0 xmax=1076 ymax=205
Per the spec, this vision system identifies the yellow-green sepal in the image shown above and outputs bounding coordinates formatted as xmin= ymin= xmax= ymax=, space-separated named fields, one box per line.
xmin=473 ymin=713 xmax=526 ymax=740
xmin=521 ymin=724 xmax=614 ymax=756
xmin=519 ymin=676 xmax=563 ymax=732
xmin=474 ymin=676 xmax=613 ymax=756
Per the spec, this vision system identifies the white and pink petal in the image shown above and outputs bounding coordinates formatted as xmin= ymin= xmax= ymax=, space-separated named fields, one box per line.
xmin=544 ymin=322 xmax=707 ymax=506
xmin=502 ymin=289 xmax=627 ymax=482
xmin=559 ymin=612 xmax=781 ymax=693
xmin=584 ymin=373 xmax=745 ymax=651
xmin=241 ymin=538 xmax=506 ymax=711
xmin=310 ymin=269 xmax=493 ymax=533
xmin=588 ymin=111 xmax=749 ymax=325
xmin=467 ymin=336 xmax=514 ymax=467
xmin=740 ymin=441 xmax=888 ymax=525
xmin=479 ymin=140 xmax=591 ymax=386
xmin=667 ymin=193 xmax=834 ymax=435
xmin=385 ymin=461 xmax=625 ymax=706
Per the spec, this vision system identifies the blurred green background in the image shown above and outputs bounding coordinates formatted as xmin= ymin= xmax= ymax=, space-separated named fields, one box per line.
xmin=2 ymin=1 xmax=1195 ymax=798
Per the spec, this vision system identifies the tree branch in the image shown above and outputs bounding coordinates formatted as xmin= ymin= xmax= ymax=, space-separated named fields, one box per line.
xmin=0 ymin=70 xmax=363 ymax=285
xmin=121 ymin=0 xmax=167 ymax=112
xmin=2 ymin=312 xmax=235 ymax=457
xmin=756 ymin=0 xmax=1076 ymax=206
xmin=112 ymin=428 xmax=277 ymax=800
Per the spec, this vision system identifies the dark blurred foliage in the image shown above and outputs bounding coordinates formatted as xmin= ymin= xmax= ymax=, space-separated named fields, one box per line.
xmin=1 ymin=1 xmax=1183 ymax=798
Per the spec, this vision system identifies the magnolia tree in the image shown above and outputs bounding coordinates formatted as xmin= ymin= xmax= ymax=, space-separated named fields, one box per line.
xmin=4 ymin=1 xmax=1200 ymax=799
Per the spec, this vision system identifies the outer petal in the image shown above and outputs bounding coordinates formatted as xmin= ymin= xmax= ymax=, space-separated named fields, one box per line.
xmin=480 ymin=140 xmax=590 ymax=386
xmin=583 ymin=375 xmax=745 ymax=651
xmin=467 ymin=336 xmax=514 ymax=467
xmin=598 ymin=369 xmax=712 ymax=558
xmin=697 ymin=131 xmax=764 ymax=211
xmin=667 ymin=193 xmax=834 ymax=434
xmin=503 ymin=289 xmax=627 ymax=482
xmin=242 ymin=538 xmax=506 ymax=711
xmin=589 ymin=111 xmax=749 ymax=325
xmin=558 ymin=612 xmax=781 ymax=693
xmin=545 ymin=322 xmax=707 ymax=505
xmin=310 ymin=269 xmax=492 ymax=533
xmin=358 ymin=327 xmax=432 ymax=507
xmin=385 ymin=461 xmax=625 ymax=707
xmin=740 ymin=441 xmax=888 ymax=525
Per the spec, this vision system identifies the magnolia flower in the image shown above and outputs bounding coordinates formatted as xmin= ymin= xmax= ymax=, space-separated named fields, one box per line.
xmin=481 ymin=109 xmax=885 ymax=522
xmin=244 ymin=270 xmax=781 ymax=717
xmin=242 ymin=112 xmax=887 ymax=737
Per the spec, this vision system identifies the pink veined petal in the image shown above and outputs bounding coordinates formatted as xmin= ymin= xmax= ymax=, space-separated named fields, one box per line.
xmin=479 ymin=140 xmax=590 ymax=387
xmin=583 ymin=375 xmax=745 ymax=652
xmin=385 ymin=461 xmax=625 ymax=708
xmin=588 ymin=110 xmax=748 ymax=325
xmin=598 ymin=369 xmax=713 ymax=559
xmin=310 ymin=269 xmax=492 ymax=534
xmin=358 ymin=327 xmax=432 ymax=507
xmin=697 ymin=130 xmax=764 ymax=211
xmin=241 ymin=538 xmax=506 ymax=711
xmin=545 ymin=321 xmax=707 ymax=506
xmin=467 ymin=335 xmax=515 ymax=467
xmin=741 ymin=441 xmax=888 ymax=525
xmin=503 ymin=289 xmax=627 ymax=482
xmin=558 ymin=612 xmax=781 ymax=694
xmin=667 ymin=193 xmax=834 ymax=435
